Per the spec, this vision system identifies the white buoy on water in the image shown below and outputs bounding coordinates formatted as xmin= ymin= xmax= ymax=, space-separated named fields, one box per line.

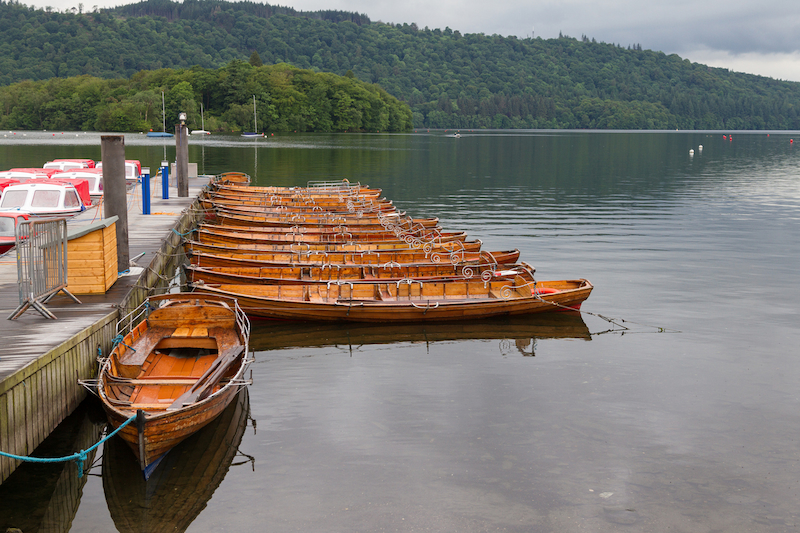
xmin=698 ymin=145 xmax=703 ymax=152
xmin=689 ymin=149 xmax=694 ymax=155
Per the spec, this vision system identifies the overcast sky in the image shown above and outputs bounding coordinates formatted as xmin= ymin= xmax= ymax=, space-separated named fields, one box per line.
xmin=40 ymin=0 xmax=800 ymax=82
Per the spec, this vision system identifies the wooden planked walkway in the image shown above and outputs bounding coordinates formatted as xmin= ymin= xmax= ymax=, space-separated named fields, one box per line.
xmin=0 ymin=176 xmax=210 ymax=483
xmin=0 ymin=178 xmax=207 ymax=380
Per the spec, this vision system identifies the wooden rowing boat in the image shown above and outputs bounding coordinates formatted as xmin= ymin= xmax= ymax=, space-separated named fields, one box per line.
xmin=191 ymin=276 xmax=593 ymax=322
xmin=193 ymin=227 xmax=482 ymax=253
xmin=203 ymin=198 xmax=397 ymax=216
xmin=212 ymin=203 xmax=407 ymax=221
xmin=211 ymin=181 xmax=381 ymax=197
xmin=185 ymin=260 xmax=526 ymax=286
xmin=196 ymin=225 xmax=469 ymax=245
xmin=98 ymin=294 xmax=251 ymax=478
xmin=201 ymin=222 xmax=444 ymax=236
xmin=184 ymin=245 xmax=521 ymax=267
xmin=215 ymin=210 xmax=439 ymax=229
xmin=211 ymin=172 xmax=251 ymax=185
xmin=202 ymin=192 xmax=395 ymax=212
xmin=204 ymin=189 xmax=386 ymax=206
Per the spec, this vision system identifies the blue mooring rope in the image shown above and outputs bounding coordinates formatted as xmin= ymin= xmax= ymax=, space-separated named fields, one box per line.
xmin=111 ymin=334 xmax=136 ymax=353
xmin=0 ymin=413 xmax=137 ymax=478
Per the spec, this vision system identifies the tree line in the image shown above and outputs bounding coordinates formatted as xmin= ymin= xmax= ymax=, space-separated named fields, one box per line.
xmin=0 ymin=61 xmax=413 ymax=133
xmin=2 ymin=0 xmax=800 ymax=129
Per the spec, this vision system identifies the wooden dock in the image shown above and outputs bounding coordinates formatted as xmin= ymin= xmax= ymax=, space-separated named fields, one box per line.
xmin=0 ymin=176 xmax=209 ymax=483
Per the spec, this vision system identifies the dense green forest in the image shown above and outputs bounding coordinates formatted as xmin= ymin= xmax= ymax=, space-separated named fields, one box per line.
xmin=0 ymin=62 xmax=413 ymax=132
xmin=2 ymin=0 xmax=800 ymax=129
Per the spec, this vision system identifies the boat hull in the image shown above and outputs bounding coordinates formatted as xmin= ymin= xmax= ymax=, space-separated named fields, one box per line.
xmin=193 ymin=279 xmax=593 ymax=322
xmin=185 ymin=244 xmax=521 ymax=267
xmin=98 ymin=294 xmax=250 ymax=477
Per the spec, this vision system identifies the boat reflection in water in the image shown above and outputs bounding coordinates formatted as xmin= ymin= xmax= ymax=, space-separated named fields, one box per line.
xmin=0 ymin=399 xmax=106 ymax=533
xmin=102 ymin=388 xmax=252 ymax=533
xmin=249 ymin=312 xmax=591 ymax=356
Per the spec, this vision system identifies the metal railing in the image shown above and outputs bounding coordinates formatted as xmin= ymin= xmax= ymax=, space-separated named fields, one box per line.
xmin=9 ymin=217 xmax=81 ymax=320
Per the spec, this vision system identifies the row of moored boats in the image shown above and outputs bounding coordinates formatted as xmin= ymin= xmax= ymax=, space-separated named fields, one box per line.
xmin=95 ymin=171 xmax=593 ymax=480
xmin=184 ymin=172 xmax=594 ymax=322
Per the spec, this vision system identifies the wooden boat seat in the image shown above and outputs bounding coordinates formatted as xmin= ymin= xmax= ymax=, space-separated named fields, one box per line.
xmin=118 ymin=327 xmax=175 ymax=366
xmin=166 ymin=331 xmax=244 ymax=410
xmin=171 ymin=326 xmax=209 ymax=338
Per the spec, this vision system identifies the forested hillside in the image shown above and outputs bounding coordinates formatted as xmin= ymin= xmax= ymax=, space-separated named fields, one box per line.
xmin=0 ymin=62 xmax=413 ymax=133
xmin=2 ymin=0 xmax=800 ymax=129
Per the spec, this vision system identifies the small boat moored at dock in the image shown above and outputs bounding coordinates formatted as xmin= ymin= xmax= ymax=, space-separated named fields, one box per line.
xmin=0 ymin=180 xmax=87 ymax=216
xmin=193 ymin=275 xmax=593 ymax=322
xmin=98 ymin=294 xmax=251 ymax=478
xmin=0 ymin=211 xmax=29 ymax=254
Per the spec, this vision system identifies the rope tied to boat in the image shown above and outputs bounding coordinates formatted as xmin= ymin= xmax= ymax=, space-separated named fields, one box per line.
xmin=171 ymin=227 xmax=193 ymax=237
xmin=111 ymin=334 xmax=136 ymax=353
xmin=529 ymin=287 xmax=679 ymax=334
xmin=0 ymin=413 xmax=137 ymax=478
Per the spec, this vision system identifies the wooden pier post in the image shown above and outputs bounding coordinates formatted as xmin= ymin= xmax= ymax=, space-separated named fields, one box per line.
xmin=101 ymin=135 xmax=130 ymax=270
xmin=175 ymin=118 xmax=189 ymax=197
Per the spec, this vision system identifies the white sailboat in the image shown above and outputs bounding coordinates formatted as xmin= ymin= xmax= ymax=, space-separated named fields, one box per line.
xmin=241 ymin=95 xmax=264 ymax=138
xmin=192 ymin=101 xmax=211 ymax=135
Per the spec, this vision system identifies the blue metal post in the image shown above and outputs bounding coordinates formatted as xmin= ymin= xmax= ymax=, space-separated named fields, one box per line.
xmin=161 ymin=161 xmax=169 ymax=199
xmin=141 ymin=168 xmax=150 ymax=214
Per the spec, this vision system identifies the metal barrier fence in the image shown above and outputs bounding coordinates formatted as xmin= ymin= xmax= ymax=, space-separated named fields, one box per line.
xmin=9 ymin=217 xmax=81 ymax=320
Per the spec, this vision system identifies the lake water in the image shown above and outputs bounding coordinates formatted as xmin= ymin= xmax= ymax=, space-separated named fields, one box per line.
xmin=1 ymin=130 xmax=799 ymax=531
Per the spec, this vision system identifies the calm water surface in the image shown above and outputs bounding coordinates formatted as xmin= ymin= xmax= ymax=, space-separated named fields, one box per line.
xmin=1 ymin=131 xmax=799 ymax=531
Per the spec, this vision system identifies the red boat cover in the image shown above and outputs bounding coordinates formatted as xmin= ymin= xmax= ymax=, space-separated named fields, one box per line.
xmin=27 ymin=178 xmax=92 ymax=206
xmin=0 ymin=179 xmax=20 ymax=192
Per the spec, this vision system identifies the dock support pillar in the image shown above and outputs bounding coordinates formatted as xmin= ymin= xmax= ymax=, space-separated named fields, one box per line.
xmin=161 ymin=161 xmax=169 ymax=199
xmin=175 ymin=122 xmax=189 ymax=197
xmin=101 ymin=135 xmax=129 ymax=271
xmin=141 ymin=168 xmax=151 ymax=215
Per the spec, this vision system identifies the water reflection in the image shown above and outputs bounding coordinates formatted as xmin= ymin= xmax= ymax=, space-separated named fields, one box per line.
xmin=102 ymin=389 xmax=252 ymax=533
xmin=250 ymin=312 xmax=590 ymax=356
xmin=0 ymin=399 xmax=106 ymax=533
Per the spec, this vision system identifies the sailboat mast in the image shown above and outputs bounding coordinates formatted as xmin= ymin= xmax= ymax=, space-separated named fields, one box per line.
xmin=161 ymin=91 xmax=166 ymax=133
xmin=253 ymin=95 xmax=257 ymax=133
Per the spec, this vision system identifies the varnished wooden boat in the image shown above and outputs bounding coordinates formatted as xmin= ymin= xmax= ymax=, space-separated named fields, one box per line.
xmin=211 ymin=172 xmax=251 ymax=185
xmin=212 ymin=203 xmax=407 ymax=222
xmin=202 ymin=222 xmax=444 ymax=236
xmin=204 ymin=189 xmax=386 ymax=206
xmin=202 ymin=193 xmax=395 ymax=213
xmin=215 ymin=210 xmax=439 ymax=229
xmin=203 ymin=199 xmax=397 ymax=216
xmin=185 ymin=260 xmax=527 ymax=286
xmin=193 ymin=227 xmax=482 ymax=253
xmin=102 ymin=388 xmax=250 ymax=533
xmin=184 ymin=245 xmax=521 ymax=267
xmin=196 ymin=225 xmax=469 ymax=245
xmin=211 ymin=181 xmax=381 ymax=197
xmin=191 ymin=276 xmax=593 ymax=322
xmin=98 ymin=294 xmax=251 ymax=478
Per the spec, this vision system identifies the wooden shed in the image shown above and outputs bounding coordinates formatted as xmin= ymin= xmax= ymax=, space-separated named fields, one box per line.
xmin=67 ymin=216 xmax=118 ymax=294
